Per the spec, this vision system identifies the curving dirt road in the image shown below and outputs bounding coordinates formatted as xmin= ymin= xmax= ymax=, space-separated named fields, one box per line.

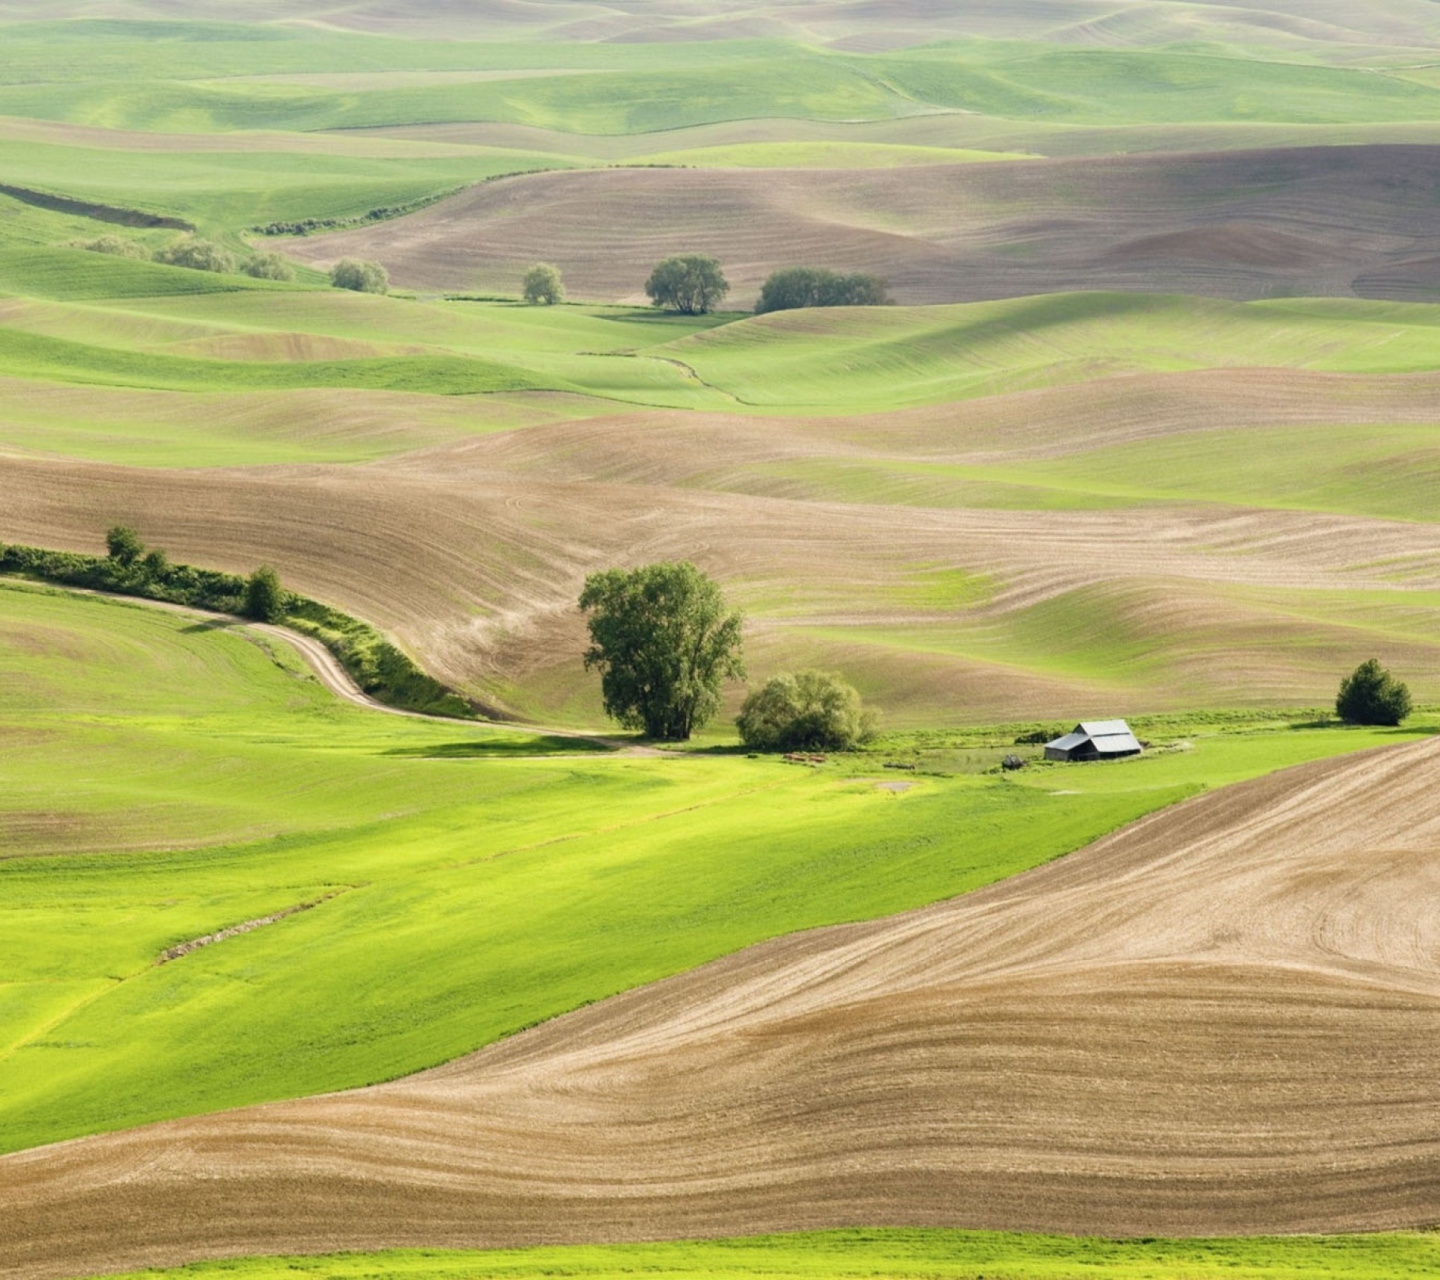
xmin=3 ymin=734 xmax=1439 ymax=1278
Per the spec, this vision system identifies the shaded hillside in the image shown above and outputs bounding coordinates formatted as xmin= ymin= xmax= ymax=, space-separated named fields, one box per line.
xmin=4 ymin=736 xmax=1438 ymax=1279
xmin=285 ymin=146 xmax=1440 ymax=304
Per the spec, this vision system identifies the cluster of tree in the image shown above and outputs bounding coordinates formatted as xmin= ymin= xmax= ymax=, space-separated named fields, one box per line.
xmin=579 ymin=561 xmax=874 ymax=747
xmin=1336 ymin=658 xmax=1412 ymax=726
xmin=645 ymin=255 xmax=729 ymax=314
xmin=330 ymin=258 xmax=389 ymax=294
xmin=80 ymin=235 xmax=296 ymax=282
xmin=755 ymin=267 xmax=890 ymax=314
xmin=0 ymin=528 xmax=470 ymax=719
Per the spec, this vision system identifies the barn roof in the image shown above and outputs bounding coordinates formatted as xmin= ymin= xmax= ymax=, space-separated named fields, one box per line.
xmin=1045 ymin=720 xmax=1143 ymax=757
xmin=1075 ymin=720 xmax=1142 ymax=754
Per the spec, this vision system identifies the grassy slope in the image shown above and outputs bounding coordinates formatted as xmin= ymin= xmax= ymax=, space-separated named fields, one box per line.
xmin=0 ymin=582 xmax=1423 ymax=1155
xmin=90 ymin=1230 xmax=1440 ymax=1280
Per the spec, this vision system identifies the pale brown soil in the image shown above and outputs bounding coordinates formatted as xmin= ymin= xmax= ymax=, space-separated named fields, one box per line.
xmin=4 ymin=367 xmax=1439 ymax=725
xmin=284 ymin=146 xmax=1440 ymax=304
xmin=3 ymin=736 xmax=1438 ymax=1278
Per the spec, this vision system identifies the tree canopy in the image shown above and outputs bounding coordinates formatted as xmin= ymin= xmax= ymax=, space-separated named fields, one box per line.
xmin=1336 ymin=658 xmax=1412 ymax=726
xmin=755 ymin=267 xmax=891 ymax=314
xmin=105 ymin=524 xmax=144 ymax=566
xmin=154 ymin=238 xmax=236 ymax=274
xmin=579 ymin=561 xmax=744 ymax=740
xmin=522 ymin=262 xmax=564 ymax=305
xmin=243 ymin=565 xmax=286 ymax=623
xmin=644 ymin=254 xmax=729 ymax=315
xmin=736 ymin=669 xmax=875 ymax=751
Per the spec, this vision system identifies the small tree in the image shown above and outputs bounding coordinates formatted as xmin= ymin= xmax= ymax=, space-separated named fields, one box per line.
xmin=579 ymin=561 xmax=744 ymax=740
xmin=736 ymin=670 xmax=875 ymax=751
xmin=154 ymin=238 xmax=236 ymax=274
xmin=105 ymin=524 xmax=145 ymax=567
xmin=331 ymin=259 xmax=389 ymax=294
xmin=522 ymin=262 xmax=564 ymax=305
xmin=1336 ymin=658 xmax=1412 ymax=726
xmin=141 ymin=548 xmax=171 ymax=580
xmin=241 ymin=252 xmax=295 ymax=282
xmin=243 ymin=565 xmax=286 ymax=623
xmin=644 ymin=254 xmax=728 ymax=315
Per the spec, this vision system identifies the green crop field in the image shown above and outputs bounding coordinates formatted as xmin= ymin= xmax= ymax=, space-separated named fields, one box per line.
xmin=3 ymin=5 xmax=1440 ymax=1275
xmin=90 ymin=1229 xmax=1440 ymax=1280
xmin=0 ymin=581 xmax=1421 ymax=1155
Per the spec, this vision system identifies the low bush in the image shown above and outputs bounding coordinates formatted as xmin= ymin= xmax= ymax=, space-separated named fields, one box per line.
xmin=79 ymin=236 xmax=149 ymax=260
xmin=737 ymin=669 xmax=875 ymax=751
xmin=0 ymin=535 xmax=472 ymax=719
xmin=154 ymin=238 xmax=236 ymax=274
xmin=240 ymin=252 xmax=295 ymax=281
xmin=331 ymin=258 xmax=389 ymax=294
xmin=755 ymin=267 xmax=890 ymax=314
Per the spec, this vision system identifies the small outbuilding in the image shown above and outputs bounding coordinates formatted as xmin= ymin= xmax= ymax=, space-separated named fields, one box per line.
xmin=1044 ymin=719 xmax=1143 ymax=763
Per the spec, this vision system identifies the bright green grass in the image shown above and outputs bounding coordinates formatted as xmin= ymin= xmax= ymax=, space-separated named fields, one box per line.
xmin=91 ymin=1228 xmax=1440 ymax=1280
xmin=662 ymin=293 xmax=1440 ymax=410
xmin=1 ymin=582 xmax=1423 ymax=1155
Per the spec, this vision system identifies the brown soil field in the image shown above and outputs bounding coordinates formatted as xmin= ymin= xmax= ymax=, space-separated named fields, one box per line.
xmin=284 ymin=146 xmax=1440 ymax=304
xmin=4 ymin=368 xmax=1439 ymax=724
xmin=4 ymin=735 xmax=1438 ymax=1278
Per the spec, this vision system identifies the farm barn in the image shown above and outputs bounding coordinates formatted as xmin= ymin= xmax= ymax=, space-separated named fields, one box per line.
xmin=1044 ymin=720 xmax=1143 ymax=762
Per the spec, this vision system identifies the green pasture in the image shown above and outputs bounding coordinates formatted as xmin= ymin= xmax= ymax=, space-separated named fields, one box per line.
xmin=10 ymin=283 xmax=1440 ymax=456
xmin=0 ymin=582 xmax=1424 ymax=1154
xmin=91 ymin=1228 xmax=1440 ymax=1280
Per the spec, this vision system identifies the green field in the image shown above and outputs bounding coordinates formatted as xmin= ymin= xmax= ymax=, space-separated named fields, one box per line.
xmin=0 ymin=581 xmax=1422 ymax=1155
xmin=89 ymin=1229 xmax=1440 ymax=1280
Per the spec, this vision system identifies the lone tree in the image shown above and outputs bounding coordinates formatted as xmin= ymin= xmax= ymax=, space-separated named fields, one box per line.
xmin=522 ymin=262 xmax=564 ymax=305
xmin=243 ymin=565 xmax=286 ymax=623
xmin=331 ymin=259 xmax=389 ymax=294
xmin=105 ymin=524 xmax=145 ymax=567
xmin=644 ymin=254 xmax=728 ymax=315
xmin=579 ymin=561 xmax=744 ymax=740
xmin=1336 ymin=658 xmax=1412 ymax=726
xmin=736 ymin=669 xmax=875 ymax=751
xmin=755 ymin=267 xmax=890 ymax=314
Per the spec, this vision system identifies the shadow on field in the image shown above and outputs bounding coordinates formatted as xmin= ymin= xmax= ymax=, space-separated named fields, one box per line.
xmin=383 ymin=737 xmax=612 ymax=759
xmin=181 ymin=619 xmax=241 ymax=634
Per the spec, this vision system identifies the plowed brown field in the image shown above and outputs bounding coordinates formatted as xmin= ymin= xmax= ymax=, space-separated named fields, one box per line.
xmin=285 ymin=146 xmax=1440 ymax=303
xmin=5 ymin=368 xmax=1440 ymax=723
xmin=4 ymin=736 xmax=1438 ymax=1279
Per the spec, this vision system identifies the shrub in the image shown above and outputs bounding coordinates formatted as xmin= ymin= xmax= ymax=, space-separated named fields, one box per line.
xmin=141 ymin=548 xmax=170 ymax=580
xmin=522 ymin=262 xmax=563 ymax=305
xmin=154 ymin=238 xmax=236 ymax=274
xmin=644 ymin=254 xmax=728 ymax=314
xmin=241 ymin=251 xmax=295 ymax=281
xmin=331 ymin=258 xmax=389 ymax=294
xmin=243 ymin=565 xmax=286 ymax=623
xmin=736 ymin=669 xmax=875 ymax=752
xmin=1336 ymin=658 xmax=1412 ymax=726
xmin=80 ymin=236 xmax=149 ymax=260
xmin=580 ymin=561 xmax=744 ymax=740
xmin=105 ymin=524 xmax=145 ymax=566
xmin=755 ymin=267 xmax=891 ymax=314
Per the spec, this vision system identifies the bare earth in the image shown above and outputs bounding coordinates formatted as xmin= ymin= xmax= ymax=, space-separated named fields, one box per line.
xmin=285 ymin=146 xmax=1440 ymax=304
xmin=6 ymin=368 xmax=1440 ymax=723
xmin=3 ymin=736 xmax=1438 ymax=1278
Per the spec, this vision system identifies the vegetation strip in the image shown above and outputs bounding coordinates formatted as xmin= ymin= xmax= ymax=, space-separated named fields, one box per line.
xmin=156 ymin=893 xmax=346 ymax=965
xmin=0 ymin=540 xmax=476 ymax=719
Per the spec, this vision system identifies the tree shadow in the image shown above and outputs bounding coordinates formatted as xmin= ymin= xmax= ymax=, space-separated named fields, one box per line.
xmin=383 ymin=737 xmax=613 ymax=759
xmin=180 ymin=618 xmax=241 ymax=634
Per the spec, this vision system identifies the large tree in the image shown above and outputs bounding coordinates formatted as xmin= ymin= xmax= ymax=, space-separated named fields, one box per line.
xmin=1336 ymin=658 xmax=1411 ymax=725
xmin=522 ymin=262 xmax=564 ymax=305
xmin=579 ymin=561 xmax=744 ymax=739
xmin=644 ymin=254 xmax=729 ymax=315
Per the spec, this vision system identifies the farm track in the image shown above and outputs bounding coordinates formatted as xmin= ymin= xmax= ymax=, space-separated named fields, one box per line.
xmin=286 ymin=145 xmax=1440 ymax=304
xmin=3 ymin=734 xmax=1438 ymax=1277
xmin=5 ymin=367 xmax=1440 ymax=722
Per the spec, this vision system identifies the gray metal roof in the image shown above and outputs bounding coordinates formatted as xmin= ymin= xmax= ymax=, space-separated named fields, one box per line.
xmin=1047 ymin=720 xmax=1142 ymax=755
